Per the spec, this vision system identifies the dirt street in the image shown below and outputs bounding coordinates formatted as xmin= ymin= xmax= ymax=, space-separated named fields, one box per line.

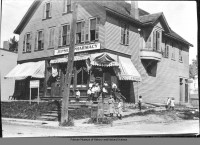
xmin=2 ymin=119 xmax=199 ymax=137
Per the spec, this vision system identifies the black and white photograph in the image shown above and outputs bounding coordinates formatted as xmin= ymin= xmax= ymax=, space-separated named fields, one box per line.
xmin=0 ymin=0 xmax=199 ymax=138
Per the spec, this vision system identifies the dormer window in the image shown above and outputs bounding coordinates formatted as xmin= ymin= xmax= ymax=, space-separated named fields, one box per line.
xmin=153 ymin=30 xmax=161 ymax=51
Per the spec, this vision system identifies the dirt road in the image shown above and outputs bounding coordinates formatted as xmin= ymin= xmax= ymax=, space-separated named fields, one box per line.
xmin=2 ymin=119 xmax=199 ymax=137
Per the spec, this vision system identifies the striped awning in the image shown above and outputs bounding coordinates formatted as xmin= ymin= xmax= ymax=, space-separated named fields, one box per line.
xmin=4 ymin=61 xmax=45 ymax=80
xmin=91 ymin=53 xmax=119 ymax=67
xmin=117 ymin=57 xmax=141 ymax=81
xmin=50 ymin=55 xmax=90 ymax=64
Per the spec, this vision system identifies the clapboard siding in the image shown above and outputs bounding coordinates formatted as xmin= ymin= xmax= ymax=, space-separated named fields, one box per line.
xmin=105 ymin=13 xmax=140 ymax=55
xmin=18 ymin=0 xmax=106 ymax=62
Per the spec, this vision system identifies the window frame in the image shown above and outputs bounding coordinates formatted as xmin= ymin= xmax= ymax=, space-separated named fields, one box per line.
xmin=43 ymin=1 xmax=52 ymax=20
xmin=76 ymin=20 xmax=85 ymax=44
xmin=63 ymin=0 xmax=72 ymax=14
xmin=35 ymin=30 xmax=44 ymax=51
xmin=48 ymin=27 xmax=55 ymax=49
xmin=120 ymin=22 xmax=129 ymax=45
xmin=60 ymin=24 xmax=70 ymax=46
xmin=25 ymin=33 xmax=31 ymax=52
xmin=171 ymin=42 xmax=175 ymax=60
xmin=89 ymin=17 xmax=100 ymax=42
xmin=153 ymin=30 xmax=161 ymax=52
xmin=179 ymin=47 xmax=183 ymax=62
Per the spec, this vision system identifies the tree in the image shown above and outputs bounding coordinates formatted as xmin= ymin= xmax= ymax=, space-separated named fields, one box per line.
xmin=189 ymin=58 xmax=198 ymax=79
xmin=9 ymin=36 xmax=18 ymax=52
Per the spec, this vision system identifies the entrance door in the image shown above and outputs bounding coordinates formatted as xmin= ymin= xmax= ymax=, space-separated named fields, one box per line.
xmin=185 ymin=79 xmax=188 ymax=103
xmin=179 ymin=78 xmax=183 ymax=103
xmin=119 ymin=81 xmax=130 ymax=102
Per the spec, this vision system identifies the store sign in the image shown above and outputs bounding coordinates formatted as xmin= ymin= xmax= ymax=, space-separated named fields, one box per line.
xmin=54 ymin=43 xmax=100 ymax=55
xmin=30 ymin=80 xmax=40 ymax=88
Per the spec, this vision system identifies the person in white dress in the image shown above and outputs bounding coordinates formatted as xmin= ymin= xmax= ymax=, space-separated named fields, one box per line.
xmin=170 ymin=97 xmax=175 ymax=110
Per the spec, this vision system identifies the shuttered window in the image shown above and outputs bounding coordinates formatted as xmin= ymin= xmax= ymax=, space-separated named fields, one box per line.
xmin=179 ymin=47 xmax=183 ymax=62
xmin=43 ymin=2 xmax=52 ymax=19
xmin=120 ymin=22 xmax=129 ymax=45
xmin=171 ymin=42 xmax=175 ymax=60
xmin=63 ymin=0 xmax=72 ymax=13
xmin=89 ymin=17 xmax=100 ymax=41
xmin=59 ymin=24 xmax=70 ymax=46
xmin=48 ymin=27 xmax=55 ymax=48
xmin=35 ymin=30 xmax=44 ymax=51
xmin=153 ymin=30 xmax=161 ymax=51
xmin=23 ymin=33 xmax=32 ymax=52
xmin=76 ymin=21 xmax=85 ymax=44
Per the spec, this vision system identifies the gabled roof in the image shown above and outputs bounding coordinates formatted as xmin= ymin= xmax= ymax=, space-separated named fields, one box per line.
xmin=14 ymin=0 xmax=42 ymax=34
xmin=14 ymin=0 xmax=193 ymax=47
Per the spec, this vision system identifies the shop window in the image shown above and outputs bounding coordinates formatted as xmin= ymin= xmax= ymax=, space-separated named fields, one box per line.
xmin=58 ymin=24 xmax=70 ymax=46
xmin=43 ymin=2 xmax=52 ymax=19
xmin=89 ymin=17 xmax=100 ymax=41
xmin=77 ymin=67 xmax=88 ymax=85
xmin=120 ymin=22 xmax=129 ymax=45
xmin=76 ymin=21 xmax=85 ymax=44
xmin=153 ymin=30 xmax=161 ymax=51
xmin=23 ymin=33 xmax=32 ymax=52
xmin=35 ymin=30 xmax=44 ymax=51
xmin=63 ymin=0 xmax=72 ymax=13
xmin=48 ymin=27 xmax=55 ymax=48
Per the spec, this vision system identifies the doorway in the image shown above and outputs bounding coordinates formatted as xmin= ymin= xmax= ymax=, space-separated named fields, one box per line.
xmin=119 ymin=81 xmax=131 ymax=102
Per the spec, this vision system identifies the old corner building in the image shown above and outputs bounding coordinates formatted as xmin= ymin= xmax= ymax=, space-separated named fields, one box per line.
xmin=5 ymin=0 xmax=193 ymax=104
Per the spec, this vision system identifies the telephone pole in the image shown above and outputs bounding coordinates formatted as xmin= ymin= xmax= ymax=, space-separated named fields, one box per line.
xmin=60 ymin=2 xmax=77 ymax=125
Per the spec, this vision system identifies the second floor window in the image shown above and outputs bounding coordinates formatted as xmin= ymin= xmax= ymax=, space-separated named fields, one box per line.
xmin=43 ymin=2 xmax=52 ymax=19
xmin=179 ymin=47 xmax=183 ymax=61
xmin=48 ymin=27 xmax=55 ymax=48
xmin=23 ymin=33 xmax=32 ymax=52
xmin=171 ymin=42 xmax=175 ymax=60
xmin=121 ymin=22 xmax=129 ymax=45
xmin=58 ymin=24 xmax=70 ymax=46
xmin=76 ymin=21 xmax=85 ymax=44
xmin=153 ymin=30 xmax=161 ymax=51
xmin=89 ymin=17 xmax=100 ymax=41
xmin=35 ymin=30 xmax=44 ymax=51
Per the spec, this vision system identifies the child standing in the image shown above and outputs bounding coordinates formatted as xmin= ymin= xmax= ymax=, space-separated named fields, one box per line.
xmin=170 ymin=97 xmax=175 ymax=110
xmin=138 ymin=96 xmax=142 ymax=111
xmin=75 ymin=89 xmax=80 ymax=102
xmin=108 ymin=95 xmax=115 ymax=117
xmin=117 ymin=99 xmax=123 ymax=120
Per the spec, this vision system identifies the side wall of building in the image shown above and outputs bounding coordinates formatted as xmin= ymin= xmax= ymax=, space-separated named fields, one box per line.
xmin=0 ymin=50 xmax=18 ymax=101
xmin=105 ymin=12 xmax=190 ymax=104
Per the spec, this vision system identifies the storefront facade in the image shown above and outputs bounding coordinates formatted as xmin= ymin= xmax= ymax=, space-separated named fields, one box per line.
xmin=6 ymin=0 xmax=192 ymax=104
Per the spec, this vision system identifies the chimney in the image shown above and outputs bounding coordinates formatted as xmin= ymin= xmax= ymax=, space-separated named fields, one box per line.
xmin=130 ymin=1 xmax=139 ymax=20
xmin=3 ymin=41 xmax=9 ymax=50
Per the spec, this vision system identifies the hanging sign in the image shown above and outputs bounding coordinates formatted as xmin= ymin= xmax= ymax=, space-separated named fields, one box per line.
xmin=54 ymin=43 xmax=100 ymax=55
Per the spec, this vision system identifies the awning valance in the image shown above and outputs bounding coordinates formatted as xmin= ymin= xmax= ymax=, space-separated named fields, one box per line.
xmin=50 ymin=55 xmax=90 ymax=64
xmin=4 ymin=61 xmax=45 ymax=80
xmin=91 ymin=53 xmax=119 ymax=67
xmin=116 ymin=57 xmax=141 ymax=81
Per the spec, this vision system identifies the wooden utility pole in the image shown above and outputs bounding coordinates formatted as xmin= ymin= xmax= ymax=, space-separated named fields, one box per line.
xmin=60 ymin=2 xmax=77 ymax=125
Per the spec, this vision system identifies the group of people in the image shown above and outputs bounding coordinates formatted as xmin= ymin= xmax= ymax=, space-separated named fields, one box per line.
xmin=166 ymin=97 xmax=175 ymax=110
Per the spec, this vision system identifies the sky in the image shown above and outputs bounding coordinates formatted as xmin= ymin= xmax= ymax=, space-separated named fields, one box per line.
xmin=0 ymin=0 xmax=198 ymax=64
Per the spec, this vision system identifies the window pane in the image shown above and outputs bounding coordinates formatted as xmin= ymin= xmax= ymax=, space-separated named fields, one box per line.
xmin=46 ymin=3 xmax=50 ymax=11
xmin=38 ymin=31 xmax=42 ymax=40
xmin=76 ymin=22 xmax=81 ymax=33
xmin=90 ymin=19 xmax=96 ymax=30
xmin=63 ymin=25 xmax=67 ymax=35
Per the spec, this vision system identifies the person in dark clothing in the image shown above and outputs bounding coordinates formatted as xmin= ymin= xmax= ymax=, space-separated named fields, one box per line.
xmin=138 ymin=96 xmax=142 ymax=111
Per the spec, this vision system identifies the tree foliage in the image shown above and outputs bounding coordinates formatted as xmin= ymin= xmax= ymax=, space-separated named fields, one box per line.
xmin=9 ymin=36 xmax=18 ymax=52
xmin=189 ymin=58 xmax=198 ymax=79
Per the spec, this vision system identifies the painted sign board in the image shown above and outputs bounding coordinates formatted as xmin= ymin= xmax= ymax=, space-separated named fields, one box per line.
xmin=54 ymin=43 xmax=100 ymax=55
xmin=30 ymin=80 xmax=40 ymax=88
